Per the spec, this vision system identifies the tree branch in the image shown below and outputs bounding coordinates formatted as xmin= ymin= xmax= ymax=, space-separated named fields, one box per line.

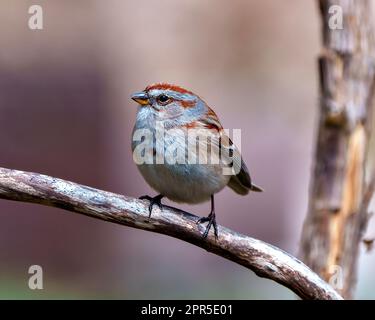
xmin=0 ymin=167 xmax=341 ymax=300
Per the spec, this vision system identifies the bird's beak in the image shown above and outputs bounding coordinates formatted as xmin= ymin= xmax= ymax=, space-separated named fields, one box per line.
xmin=131 ymin=91 xmax=149 ymax=106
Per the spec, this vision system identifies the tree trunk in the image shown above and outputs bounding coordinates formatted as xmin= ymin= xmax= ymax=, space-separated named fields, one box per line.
xmin=300 ymin=0 xmax=375 ymax=299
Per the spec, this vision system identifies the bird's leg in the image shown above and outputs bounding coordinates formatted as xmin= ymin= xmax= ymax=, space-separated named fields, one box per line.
xmin=197 ymin=195 xmax=218 ymax=239
xmin=139 ymin=194 xmax=164 ymax=217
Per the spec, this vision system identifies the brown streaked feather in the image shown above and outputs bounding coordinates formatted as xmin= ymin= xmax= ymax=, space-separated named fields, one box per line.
xmin=146 ymin=83 xmax=195 ymax=95
xmin=193 ymin=107 xmax=263 ymax=194
xmin=201 ymin=107 xmax=223 ymax=131
xmin=180 ymin=100 xmax=196 ymax=108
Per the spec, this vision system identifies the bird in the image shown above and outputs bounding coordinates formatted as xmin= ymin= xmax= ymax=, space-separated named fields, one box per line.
xmin=131 ymin=83 xmax=262 ymax=239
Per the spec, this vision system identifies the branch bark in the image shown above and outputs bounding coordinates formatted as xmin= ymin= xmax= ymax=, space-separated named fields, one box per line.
xmin=300 ymin=0 xmax=375 ymax=299
xmin=0 ymin=167 xmax=342 ymax=300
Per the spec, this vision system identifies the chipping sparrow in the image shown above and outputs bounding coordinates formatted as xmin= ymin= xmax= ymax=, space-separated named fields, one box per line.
xmin=131 ymin=83 xmax=262 ymax=238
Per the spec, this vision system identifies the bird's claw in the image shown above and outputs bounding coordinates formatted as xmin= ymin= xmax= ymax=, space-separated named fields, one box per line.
xmin=139 ymin=194 xmax=164 ymax=217
xmin=197 ymin=212 xmax=218 ymax=239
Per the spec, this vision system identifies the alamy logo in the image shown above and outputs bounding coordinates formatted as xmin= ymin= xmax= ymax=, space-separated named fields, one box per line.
xmin=132 ymin=123 xmax=242 ymax=175
xmin=328 ymin=265 xmax=343 ymax=290
xmin=28 ymin=5 xmax=43 ymax=30
xmin=28 ymin=265 xmax=43 ymax=290
xmin=328 ymin=5 xmax=343 ymax=30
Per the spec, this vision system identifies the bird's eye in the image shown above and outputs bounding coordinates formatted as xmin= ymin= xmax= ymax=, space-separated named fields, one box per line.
xmin=156 ymin=94 xmax=170 ymax=104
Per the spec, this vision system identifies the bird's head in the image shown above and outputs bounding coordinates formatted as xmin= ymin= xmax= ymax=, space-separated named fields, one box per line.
xmin=131 ymin=83 xmax=208 ymax=126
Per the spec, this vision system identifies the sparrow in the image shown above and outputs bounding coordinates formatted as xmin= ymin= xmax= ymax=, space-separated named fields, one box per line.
xmin=131 ymin=83 xmax=262 ymax=238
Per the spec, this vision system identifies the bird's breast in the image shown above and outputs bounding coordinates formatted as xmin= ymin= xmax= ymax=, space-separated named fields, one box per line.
xmin=132 ymin=112 xmax=230 ymax=203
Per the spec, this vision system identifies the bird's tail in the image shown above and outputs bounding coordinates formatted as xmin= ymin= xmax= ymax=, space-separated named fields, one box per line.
xmin=250 ymin=183 xmax=263 ymax=192
xmin=228 ymin=176 xmax=264 ymax=195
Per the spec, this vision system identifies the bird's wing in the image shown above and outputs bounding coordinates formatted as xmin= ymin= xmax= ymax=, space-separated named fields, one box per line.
xmin=195 ymin=108 xmax=263 ymax=195
xmin=220 ymin=133 xmax=263 ymax=195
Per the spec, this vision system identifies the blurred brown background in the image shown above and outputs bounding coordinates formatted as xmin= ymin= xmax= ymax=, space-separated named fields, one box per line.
xmin=0 ymin=0 xmax=374 ymax=299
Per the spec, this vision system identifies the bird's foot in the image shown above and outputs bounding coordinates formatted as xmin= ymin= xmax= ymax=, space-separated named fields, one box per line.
xmin=197 ymin=211 xmax=218 ymax=239
xmin=139 ymin=194 xmax=164 ymax=217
